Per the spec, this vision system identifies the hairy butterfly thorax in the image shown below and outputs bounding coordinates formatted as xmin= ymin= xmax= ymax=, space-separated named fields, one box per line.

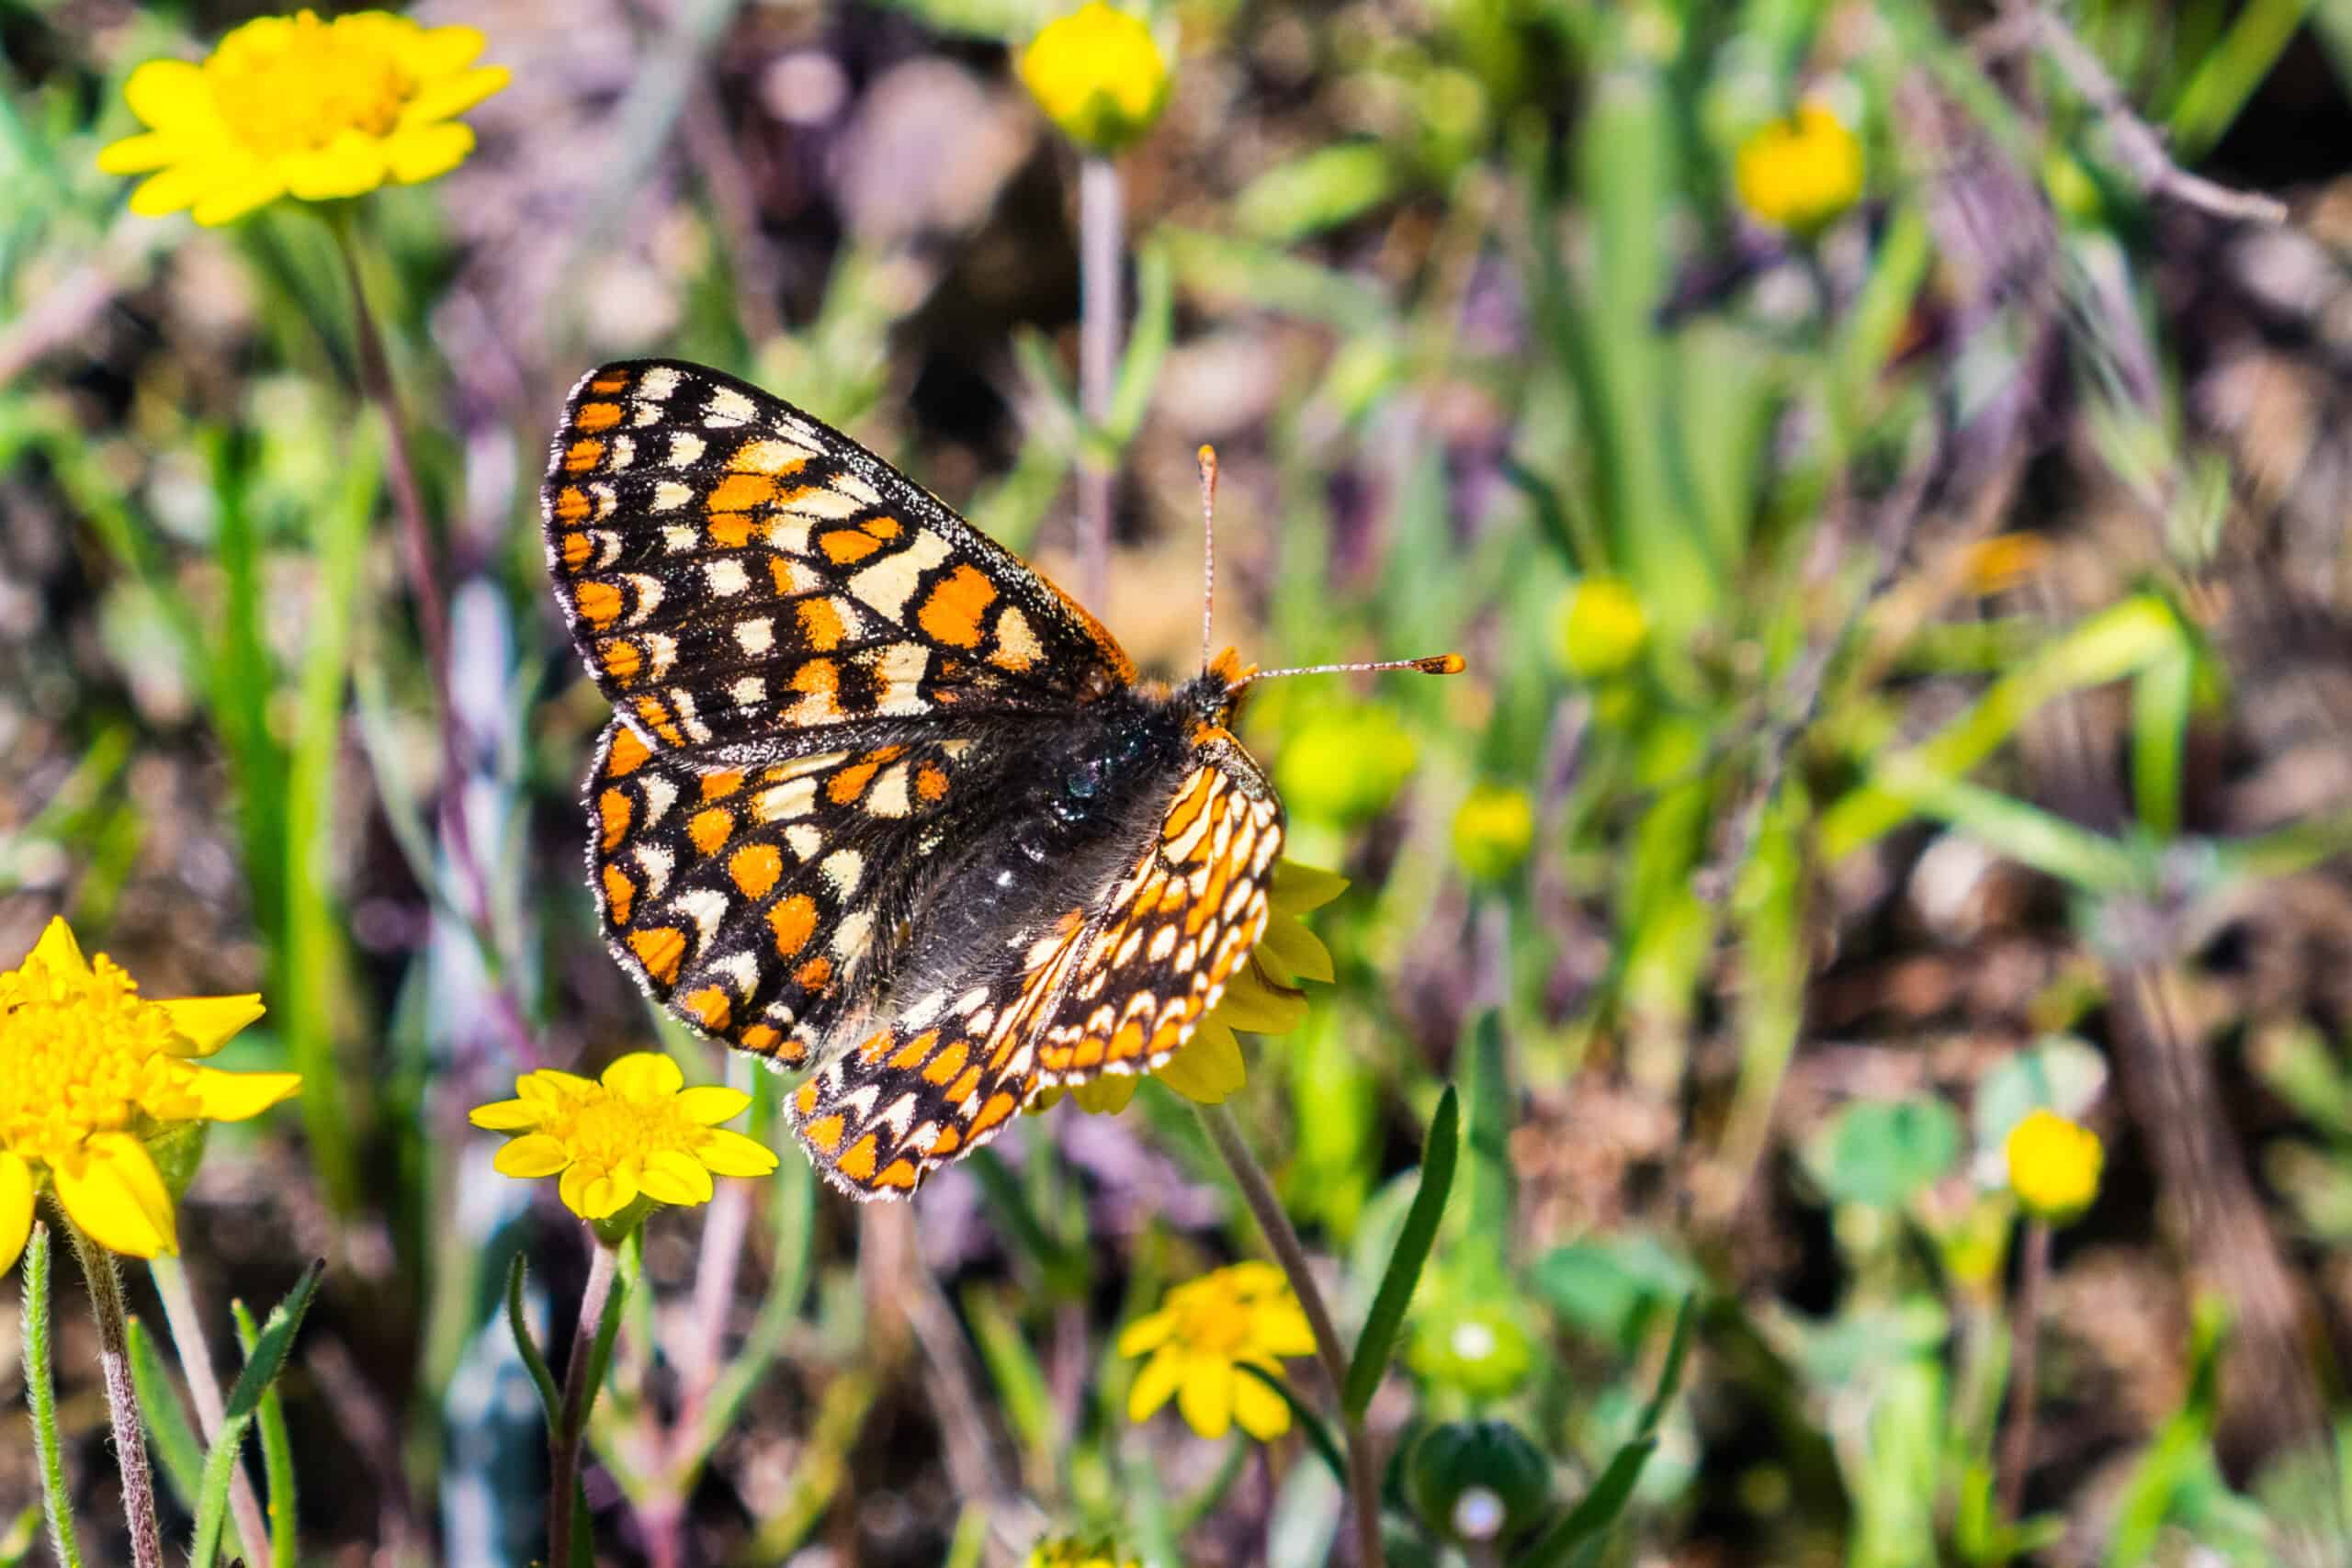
xmin=544 ymin=360 xmax=1458 ymax=1197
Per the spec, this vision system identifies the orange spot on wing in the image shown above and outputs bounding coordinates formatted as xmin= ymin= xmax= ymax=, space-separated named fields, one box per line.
xmin=628 ymin=927 xmax=687 ymax=986
xmin=794 ymin=955 xmax=833 ymax=989
xmin=923 ymin=1040 xmax=970 ymax=1084
xmin=575 ymin=401 xmax=624 ymax=432
xmin=565 ymin=438 xmax=605 ymax=472
xmin=827 ymin=759 xmax=880 ymax=804
xmin=863 ymin=514 xmax=902 ymax=539
xmin=560 ymin=531 xmax=592 ymax=570
xmin=575 ymin=581 xmax=624 ymax=627
xmin=634 ymin=696 xmax=684 ymax=748
xmin=606 ymin=726 xmax=652 ymax=777
xmin=947 ymin=1066 xmax=982 ymax=1103
xmin=597 ymin=788 xmax=632 ymax=852
xmin=707 ymin=473 xmax=774 ymax=513
xmin=554 ymin=485 xmax=591 ymax=524
xmin=838 ymin=1134 xmax=879 ymax=1184
xmin=709 ymin=514 xmax=757 ymax=548
xmin=970 ymin=1092 xmax=1019 ymax=1136
xmin=797 ymin=597 xmax=847 ymax=651
xmin=589 ymin=373 xmax=630 ymax=394
xmin=889 ymin=1031 xmax=942 ymax=1070
xmin=1108 ymin=1021 xmax=1147 ymax=1061
xmin=600 ymin=638 xmax=641 ymax=684
xmin=1162 ymin=771 xmax=1215 ymax=840
xmin=794 ymin=1080 xmax=821 ymax=1115
xmin=688 ymin=807 xmax=734 ymax=855
xmin=802 ymin=1113 xmax=846 ymax=1154
xmin=729 ymin=844 xmax=782 ymax=899
xmin=929 ymin=1124 xmax=963 ymax=1156
xmin=768 ymin=894 xmax=817 ymax=956
xmin=683 ymin=986 xmax=731 ymax=1032
xmin=601 ymin=865 xmax=636 ymax=924
xmin=916 ymin=565 xmax=997 ymax=649
xmin=875 ymin=1158 xmax=919 ymax=1190
xmin=701 ymin=770 xmax=745 ymax=800
xmin=916 ymin=762 xmax=950 ymax=802
xmin=740 ymin=1023 xmax=780 ymax=1053
xmin=820 ymin=529 xmax=882 ymax=565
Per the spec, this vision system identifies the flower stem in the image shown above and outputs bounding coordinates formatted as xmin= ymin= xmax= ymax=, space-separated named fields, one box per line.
xmin=1197 ymin=1103 xmax=1383 ymax=1568
xmin=148 ymin=1256 xmax=272 ymax=1568
xmin=23 ymin=1224 xmax=85 ymax=1568
xmin=548 ymin=1240 xmax=620 ymax=1568
xmin=324 ymin=209 xmax=539 ymax=1074
xmin=1076 ymin=152 xmax=1123 ymax=612
xmin=1997 ymin=1218 xmax=2052 ymax=1524
xmin=63 ymin=1221 xmax=164 ymax=1568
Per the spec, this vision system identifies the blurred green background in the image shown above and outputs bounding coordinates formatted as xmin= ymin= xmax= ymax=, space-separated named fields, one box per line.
xmin=8 ymin=0 xmax=2352 ymax=1563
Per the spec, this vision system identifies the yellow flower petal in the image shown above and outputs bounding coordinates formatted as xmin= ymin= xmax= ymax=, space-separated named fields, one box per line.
xmin=26 ymin=917 xmax=88 ymax=979
xmin=1151 ymin=1021 xmax=1244 ymax=1104
xmin=156 ymin=993 xmax=266 ymax=1056
xmin=1269 ymin=860 xmax=1349 ymax=914
xmin=520 ymin=1069 xmax=595 ymax=1103
xmin=1257 ymin=915 xmax=1333 ymax=985
xmin=673 ymin=1085 xmax=752 ymax=1126
xmin=399 ymin=66 xmax=510 ymax=129
xmin=1068 ymin=1074 xmax=1140 ymax=1115
xmin=178 ymin=1065 xmax=300 ymax=1122
xmin=1126 ymin=1348 xmax=1185 ymax=1422
xmin=129 ymin=163 xmax=217 ymax=217
xmin=122 ymin=60 xmax=216 ymax=132
xmin=569 ymin=1165 xmax=638 ymax=1221
xmin=277 ymin=130 xmax=390 ymax=200
xmin=399 ymin=22 xmax=491 ymax=78
xmin=1116 ymin=1306 xmax=1176 ymax=1358
xmin=492 ymin=1134 xmax=571 ymax=1179
xmin=1176 ymin=1358 xmax=1234 ymax=1439
xmin=386 ymin=120 xmax=475 ymax=184
xmin=467 ymin=1098 xmax=544 ymax=1132
xmin=0 ymin=1155 xmax=33 ymax=1278
xmin=1230 ymin=1361 xmax=1292 ymax=1440
xmin=1252 ymin=1300 xmax=1317 ymax=1358
xmin=695 ymin=1127 xmax=779 ymax=1178
xmin=639 ymin=1149 xmax=714 ymax=1207
xmin=54 ymin=1134 xmax=176 ymax=1259
xmin=1206 ymin=965 xmax=1305 ymax=1035
xmin=96 ymin=131 xmax=183 ymax=175
xmin=1222 ymin=1261 xmax=1288 ymax=1297
xmin=602 ymin=1052 xmax=685 ymax=1100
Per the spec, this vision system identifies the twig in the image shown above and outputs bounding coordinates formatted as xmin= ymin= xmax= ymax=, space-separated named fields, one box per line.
xmin=64 ymin=1223 xmax=164 ymax=1568
xmin=2020 ymin=6 xmax=2288 ymax=225
xmin=148 ymin=1257 xmax=271 ymax=1568
xmin=1197 ymin=1104 xmax=1384 ymax=1568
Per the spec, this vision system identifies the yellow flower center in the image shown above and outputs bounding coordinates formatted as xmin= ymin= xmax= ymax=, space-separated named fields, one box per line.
xmin=0 ymin=953 xmax=189 ymax=1167
xmin=537 ymin=1090 xmax=702 ymax=1170
xmin=1167 ymin=1282 xmax=1261 ymax=1357
xmin=209 ymin=12 xmax=418 ymax=156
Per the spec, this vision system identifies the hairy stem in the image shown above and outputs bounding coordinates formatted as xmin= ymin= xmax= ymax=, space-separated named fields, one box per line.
xmin=549 ymin=1241 xmax=620 ymax=1568
xmin=1198 ymin=1103 xmax=1383 ymax=1568
xmin=24 ymin=1224 xmax=85 ymax=1568
xmin=64 ymin=1221 xmax=164 ymax=1568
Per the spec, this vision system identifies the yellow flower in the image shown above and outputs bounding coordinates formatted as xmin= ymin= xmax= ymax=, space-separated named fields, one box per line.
xmin=1452 ymin=785 xmax=1536 ymax=882
xmin=1555 ymin=575 xmax=1648 ymax=680
xmin=1026 ymin=1536 xmax=1141 ymax=1568
xmin=0 ymin=918 xmax=288 ymax=1272
xmin=96 ymin=10 xmax=510 ymax=227
xmin=2004 ymin=1109 xmax=2102 ymax=1223
xmin=1018 ymin=2 xmax=1170 ymax=154
xmin=1274 ymin=705 xmax=1418 ymax=824
xmin=469 ymin=1053 xmax=778 ymax=1223
xmin=1119 ymin=1260 xmax=1316 ymax=1440
xmin=1041 ymin=859 xmax=1345 ymax=1117
xmin=1735 ymin=100 xmax=1864 ymax=235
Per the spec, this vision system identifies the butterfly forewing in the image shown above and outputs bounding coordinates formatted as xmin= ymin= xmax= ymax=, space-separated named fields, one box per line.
xmin=543 ymin=360 xmax=1135 ymax=761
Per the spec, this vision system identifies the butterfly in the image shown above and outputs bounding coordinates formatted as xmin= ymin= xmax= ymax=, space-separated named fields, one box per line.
xmin=542 ymin=360 xmax=1458 ymax=1198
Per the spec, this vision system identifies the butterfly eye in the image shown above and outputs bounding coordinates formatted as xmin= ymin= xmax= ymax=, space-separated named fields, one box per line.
xmin=1064 ymin=764 xmax=1100 ymax=800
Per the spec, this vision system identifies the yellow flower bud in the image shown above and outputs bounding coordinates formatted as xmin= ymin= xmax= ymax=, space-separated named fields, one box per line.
xmin=1017 ymin=3 xmax=1170 ymax=154
xmin=1734 ymin=100 xmax=1864 ymax=235
xmin=2004 ymin=1109 xmax=2103 ymax=1223
xmin=1555 ymin=576 xmax=1648 ymax=680
xmin=1452 ymin=784 xmax=1536 ymax=882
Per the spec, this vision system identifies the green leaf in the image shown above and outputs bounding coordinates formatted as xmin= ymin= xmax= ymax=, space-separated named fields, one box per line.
xmin=504 ymin=1255 xmax=564 ymax=1433
xmin=1513 ymin=1294 xmax=1695 ymax=1568
xmin=126 ymin=1316 xmax=206 ymax=1512
xmin=1343 ymin=1086 xmax=1459 ymax=1419
xmin=1233 ymin=142 xmax=1404 ymax=243
xmin=190 ymin=1263 xmax=322 ymax=1568
xmin=21 ymin=1225 xmax=84 ymax=1568
xmin=1532 ymin=1235 xmax=1700 ymax=1348
xmin=1810 ymin=1097 xmax=1963 ymax=1210
xmin=233 ymin=1299 xmax=299 ymax=1568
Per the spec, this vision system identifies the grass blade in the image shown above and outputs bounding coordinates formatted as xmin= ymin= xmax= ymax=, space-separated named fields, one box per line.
xmin=1238 ymin=1363 xmax=1346 ymax=1483
xmin=126 ymin=1316 xmax=205 ymax=1512
xmin=232 ymin=1300 xmax=299 ymax=1567
xmin=1342 ymin=1086 xmax=1459 ymax=1419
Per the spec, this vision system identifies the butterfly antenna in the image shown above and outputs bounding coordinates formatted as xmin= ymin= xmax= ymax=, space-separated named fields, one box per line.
xmin=1228 ymin=653 xmax=1465 ymax=694
xmin=1197 ymin=444 xmax=1218 ymax=674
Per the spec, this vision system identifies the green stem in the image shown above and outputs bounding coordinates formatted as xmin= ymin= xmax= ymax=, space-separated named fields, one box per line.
xmin=1076 ymin=152 xmax=1122 ymax=611
xmin=1196 ymin=1103 xmax=1383 ymax=1568
xmin=549 ymin=1241 xmax=621 ymax=1568
xmin=1997 ymin=1218 xmax=2052 ymax=1528
xmin=63 ymin=1220 xmax=164 ymax=1568
xmin=23 ymin=1224 xmax=85 ymax=1568
xmin=148 ymin=1256 xmax=271 ymax=1567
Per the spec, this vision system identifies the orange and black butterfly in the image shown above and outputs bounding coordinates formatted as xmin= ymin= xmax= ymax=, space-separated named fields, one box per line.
xmin=543 ymin=361 xmax=1457 ymax=1198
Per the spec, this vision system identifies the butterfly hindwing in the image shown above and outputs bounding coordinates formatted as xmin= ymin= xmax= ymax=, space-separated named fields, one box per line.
xmin=543 ymin=360 xmax=1135 ymax=761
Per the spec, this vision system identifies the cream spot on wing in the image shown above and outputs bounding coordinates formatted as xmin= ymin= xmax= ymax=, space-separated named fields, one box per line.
xmin=593 ymin=531 xmax=624 ymax=568
xmin=667 ymin=432 xmax=706 ymax=467
xmin=639 ymin=366 xmax=683 ymax=400
xmin=865 ymin=761 xmax=912 ymax=818
xmin=832 ymin=470 xmax=882 ymax=507
xmin=653 ymin=480 xmax=693 ymax=513
xmin=734 ymin=617 xmax=774 ymax=657
xmin=755 ymin=777 xmax=820 ymax=821
xmin=662 ymin=524 xmax=699 ymax=554
xmin=783 ymin=824 xmax=821 ymax=860
xmin=590 ymin=483 xmax=617 ymax=519
xmin=831 ymin=908 xmax=874 ymax=961
xmin=730 ymin=675 xmax=765 ymax=708
xmin=673 ymin=887 xmax=729 ymax=942
xmin=992 ymin=605 xmax=1044 ymax=671
xmin=902 ymin=989 xmax=948 ymax=1027
xmin=639 ymin=773 xmax=679 ymax=827
xmin=820 ymin=848 xmax=864 ymax=897
xmin=780 ymin=486 xmax=865 ymax=521
xmin=847 ymin=530 xmax=954 ymax=619
xmin=632 ymin=402 xmax=662 ymax=428
xmin=714 ymin=950 xmax=761 ymax=997
xmin=645 ymin=632 xmax=678 ymax=677
xmin=733 ymin=436 xmax=812 ymax=472
xmin=621 ymin=573 xmax=664 ymax=624
xmin=706 ymin=558 xmax=750 ymax=596
xmin=706 ymin=386 xmax=757 ymax=427
xmin=956 ymin=987 xmax=991 ymax=1016
xmin=607 ymin=434 xmax=636 ymax=470
xmin=874 ymin=642 xmax=930 ymax=716
xmin=1148 ymin=924 xmax=1178 ymax=961
xmin=632 ymin=843 xmax=674 ymax=897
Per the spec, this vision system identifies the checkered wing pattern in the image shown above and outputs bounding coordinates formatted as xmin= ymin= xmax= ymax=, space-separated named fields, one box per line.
xmin=544 ymin=360 xmax=1136 ymax=761
xmin=783 ymin=739 xmax=1284 ymax=1198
